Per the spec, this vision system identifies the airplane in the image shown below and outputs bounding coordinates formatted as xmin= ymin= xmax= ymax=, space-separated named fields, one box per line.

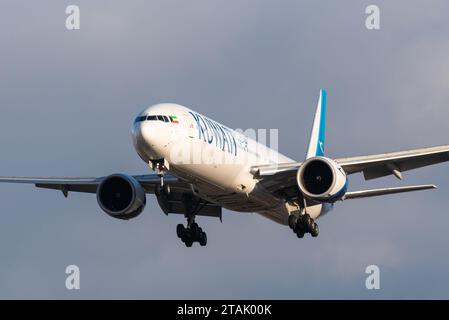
xmin=1 ymin=89 xmax=448 ymax=247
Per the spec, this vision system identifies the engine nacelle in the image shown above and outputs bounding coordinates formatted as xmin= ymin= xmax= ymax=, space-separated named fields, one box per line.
xmin=297 ymin=157 xmax=348 ymax=202
xmin=96 ymin=174 xmax=146 ymax=220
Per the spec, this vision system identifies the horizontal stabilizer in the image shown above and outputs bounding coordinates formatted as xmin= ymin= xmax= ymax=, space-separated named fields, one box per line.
xmin=342 ymin=184 xmax=436 ymax=200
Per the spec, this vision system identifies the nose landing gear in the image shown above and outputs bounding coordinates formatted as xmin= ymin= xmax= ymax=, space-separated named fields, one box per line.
xmin=149 ymin=159 xmax=169 ymax=187
xmin=288 ymin=213 xmax=319 ymax=238
xmin=177 ymin=194 xmax=208 ymax=247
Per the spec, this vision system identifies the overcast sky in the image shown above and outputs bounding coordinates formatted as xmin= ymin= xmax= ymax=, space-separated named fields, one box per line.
xmin=0 ymin=0 xmax=448 ymax=299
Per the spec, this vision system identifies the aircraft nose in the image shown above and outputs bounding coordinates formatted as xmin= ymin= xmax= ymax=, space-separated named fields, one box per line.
xmin=132 ymin=118 xmax=159 ymax=160
xmin=132 ymin=113 xmax=175 ymax=161
xmin=133 ymin=120 xmax=154 ymax=145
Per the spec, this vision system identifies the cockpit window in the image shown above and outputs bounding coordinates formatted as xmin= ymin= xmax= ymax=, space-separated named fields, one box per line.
xmin=138 ymin=115 xmax=173 ymax=123
xmin=135 ymin=116 xmax=147 ymax=123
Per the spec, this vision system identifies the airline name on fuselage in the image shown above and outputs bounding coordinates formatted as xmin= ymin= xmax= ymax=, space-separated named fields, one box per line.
xmin=189 ymin=111 xmax=237 ymax=156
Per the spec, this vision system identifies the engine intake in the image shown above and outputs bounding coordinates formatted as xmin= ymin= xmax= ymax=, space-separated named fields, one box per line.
xmin=97 ymin=174 xmax=146 ymax=220
xmin=297 ymin=157 xmax=347 ymax=202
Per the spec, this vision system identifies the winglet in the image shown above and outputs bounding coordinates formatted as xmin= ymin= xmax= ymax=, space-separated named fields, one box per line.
xmin=306 ymin=89 xmax=327 ymax=159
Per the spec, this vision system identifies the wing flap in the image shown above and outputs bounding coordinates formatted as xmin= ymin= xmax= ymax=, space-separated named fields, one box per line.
xmin=156 ymin=191 xmax=222 ymax=219
xmin=35 ymin=183 xmax=98 ymax=194
xmin=342 ymin=184 xmax=436 ymax=200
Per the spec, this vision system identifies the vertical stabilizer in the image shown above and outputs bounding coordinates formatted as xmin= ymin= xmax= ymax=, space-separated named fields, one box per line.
xmin=306 ymin=89 xmax=327 ymax=159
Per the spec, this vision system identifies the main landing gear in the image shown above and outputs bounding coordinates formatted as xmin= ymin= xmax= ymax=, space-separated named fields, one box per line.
xmin=177 ymin=195 xmax=208 ymax=247
xmin=288 ymin=213 xmax=319 ymax=238
xmin=177 ymin=221 xmax=207 ymax=247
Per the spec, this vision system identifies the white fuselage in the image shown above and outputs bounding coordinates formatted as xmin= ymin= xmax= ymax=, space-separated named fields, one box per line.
xmin=131 ymin=103 xmax=330 ymax=224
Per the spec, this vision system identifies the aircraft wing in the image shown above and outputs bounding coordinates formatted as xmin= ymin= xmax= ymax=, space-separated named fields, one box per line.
xmin=0 ymin=174 xmax=222 ymax=218
xmin=251 ymin=144 xmax=449 ymax=199
xmin=0 ymin=174 xmax=190 ymax=195
xmin=252 ymin=145 xmax=449 ymax=183
xmin=335 ymin=144 xmax=449 ymax=180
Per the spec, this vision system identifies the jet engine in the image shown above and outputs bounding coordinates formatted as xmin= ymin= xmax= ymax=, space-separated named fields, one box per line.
xmin=297 ymin=157 xmax=347 ymax=202
xmin=96 ymin=174 xmax=146 ymax=220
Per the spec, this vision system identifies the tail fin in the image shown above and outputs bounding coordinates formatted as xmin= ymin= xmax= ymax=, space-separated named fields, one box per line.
xmin=305 ymin=89 xmax=327 ymax=159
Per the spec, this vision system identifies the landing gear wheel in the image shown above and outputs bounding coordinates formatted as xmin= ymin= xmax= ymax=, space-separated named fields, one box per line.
xmin=184 ymin=239 xmax=193 ymax=247
xmin=311 ymin=223 xmax=319 ymax=237
xmin=296 ymin=229 xmax=305 ymax=238
xmin=288 ymin=215 xmax=298 ymax=229
xmin=176 ymin=224 xmax=185 ymax=238
xmin=294 ymin=223 xmax=305 ymax=238
xmin=199 ymin=232 xmax=207 ymax=246
xmin=302 ymin=214 xmax=313 ymax=232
